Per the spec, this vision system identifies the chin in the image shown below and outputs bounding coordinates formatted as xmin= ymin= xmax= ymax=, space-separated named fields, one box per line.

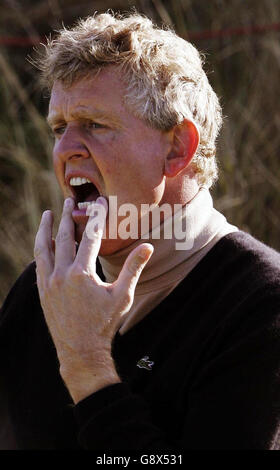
xmin=98 ymin=240 xmax=118 ymax=256
xmin=74 ymin=223 xmax=128 ymax=256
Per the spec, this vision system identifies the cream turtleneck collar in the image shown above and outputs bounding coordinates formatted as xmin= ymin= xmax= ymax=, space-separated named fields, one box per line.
xmin=99 ymin=187 xmax=238 ymax=334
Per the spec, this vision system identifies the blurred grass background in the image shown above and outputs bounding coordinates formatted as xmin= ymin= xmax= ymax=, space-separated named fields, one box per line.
xmin=0 ymin=0 xmax=279 ymax=303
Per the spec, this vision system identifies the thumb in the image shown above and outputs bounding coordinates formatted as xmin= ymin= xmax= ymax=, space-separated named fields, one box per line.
xmin=116 ymin=243 xmax=154 ymax=302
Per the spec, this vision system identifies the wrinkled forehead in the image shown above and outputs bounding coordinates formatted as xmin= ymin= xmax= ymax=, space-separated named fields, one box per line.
xmin=49 ymin=67 xmax=124 ymax=103
xmin=48 ymin=67 xmax=128 ymax=123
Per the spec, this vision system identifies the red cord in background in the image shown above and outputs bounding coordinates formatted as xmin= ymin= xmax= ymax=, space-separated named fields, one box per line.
xmin=0 ymin=22 xmax=279 ymax=47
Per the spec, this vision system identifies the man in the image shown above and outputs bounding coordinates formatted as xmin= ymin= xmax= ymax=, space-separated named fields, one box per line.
xmin=0 ymin=12 xmax=279 ymax=450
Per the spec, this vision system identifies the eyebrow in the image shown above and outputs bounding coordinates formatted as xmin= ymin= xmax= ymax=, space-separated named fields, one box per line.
xmin=47 ymin=106 xmax=122 ymax=128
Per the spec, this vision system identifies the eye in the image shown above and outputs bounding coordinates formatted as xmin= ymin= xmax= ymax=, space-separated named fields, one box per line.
xmin=52 ymin=125 xmax=66 ymax=136
xmin=87 ymin=121 xmax=106 ymax=130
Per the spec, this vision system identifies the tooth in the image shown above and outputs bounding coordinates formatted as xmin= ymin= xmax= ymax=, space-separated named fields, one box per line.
xmin=70 ymin=177 xmax=91 ymax=186
xmin=78 ymin=201 xmax=92 ymax=209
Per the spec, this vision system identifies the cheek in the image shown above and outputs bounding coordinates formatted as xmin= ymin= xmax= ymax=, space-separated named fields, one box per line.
xmin=52 ymin=149 xmax=65 ymax=186
xmin=88 ymin=135 xmax=120 ymax=170
xmin=94 ymin=135 xmax=165 ymax=196
xmin=52 ymin=144 xmax=60 ymax=170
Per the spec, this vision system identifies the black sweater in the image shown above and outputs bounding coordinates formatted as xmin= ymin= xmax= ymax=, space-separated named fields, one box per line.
xmin=0 ymin=231 xmax=280 ymax=450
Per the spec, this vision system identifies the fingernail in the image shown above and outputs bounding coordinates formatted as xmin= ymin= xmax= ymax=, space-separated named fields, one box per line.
xmin=64 ymin=197 xmax=73 ymax=208
xmin=96 ymin=196 xmax=108 ymax=213
xmin=96 ymin=196 xmax=108 ymax=206
xmin=42 ymin=210 xmax=51 ymax=219
xmin=139 ymin=244 xmax=154 ymax=260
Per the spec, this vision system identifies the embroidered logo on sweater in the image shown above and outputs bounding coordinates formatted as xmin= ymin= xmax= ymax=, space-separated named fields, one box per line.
xmin=137 ymin=356 xmax=154 ymax=371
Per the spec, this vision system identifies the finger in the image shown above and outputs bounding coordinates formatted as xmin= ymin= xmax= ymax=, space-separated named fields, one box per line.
xmin=34 ymin=210 xmax=54 ymax=278
xmin=75 ymin=197 xmax=107 ymax=272
xmin=116 ymin=243 xmax=154 ymax=300
xmin=54 ymin=197 xmax=76 ymax=270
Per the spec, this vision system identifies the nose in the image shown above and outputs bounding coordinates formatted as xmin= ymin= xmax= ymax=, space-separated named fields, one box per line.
xmin=54 ymin=126 xmax=90 ymax=163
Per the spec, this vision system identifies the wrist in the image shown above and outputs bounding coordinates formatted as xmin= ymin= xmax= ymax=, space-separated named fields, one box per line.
xmin=68 ymin=371 xmax=121 ymax=404
xmin=59 ymin=354 xmax=120 ymax=404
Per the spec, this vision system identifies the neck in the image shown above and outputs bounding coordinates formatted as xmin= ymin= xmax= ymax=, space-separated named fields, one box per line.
xmin=98 ymin=177 xmax=200 ymax=256
xmin=98 ymin=187 xmax=238 ymax=334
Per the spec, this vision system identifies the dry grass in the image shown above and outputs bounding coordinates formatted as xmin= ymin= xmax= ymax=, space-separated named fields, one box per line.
xmin=0 ymin=0 xmax=279 ymax=303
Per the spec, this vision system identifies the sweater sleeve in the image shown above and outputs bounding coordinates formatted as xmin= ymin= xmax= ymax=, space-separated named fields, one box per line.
xmin=73 ymin=290 xmax=280 ymax=450
xmin=74 ymin=383 xmax=170 ymax=450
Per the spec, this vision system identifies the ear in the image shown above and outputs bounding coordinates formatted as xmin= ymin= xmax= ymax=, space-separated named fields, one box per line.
xmin=164 ymin=119 xmax=199 ymax=178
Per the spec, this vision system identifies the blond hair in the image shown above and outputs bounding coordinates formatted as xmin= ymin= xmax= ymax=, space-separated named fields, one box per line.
xmin=37 ymin=12 xmax=222 ymax=187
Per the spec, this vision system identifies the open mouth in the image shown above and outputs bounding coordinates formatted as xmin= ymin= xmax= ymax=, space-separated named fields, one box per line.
xmin=69 ymin=177 xmax=101 ymax=212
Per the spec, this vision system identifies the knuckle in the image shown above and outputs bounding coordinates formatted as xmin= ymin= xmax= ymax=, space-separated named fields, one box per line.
xmin=61 ymin=210 xmax=71 ymax=222
xmin=84 ymin=224 xmax=102 ymax=241
xmin=34 ymin=254 xmax=49 ymax=271
xmin=34 ymin=245 xmax=44 ymax=258
xmin=127 ymin=259 xmax=142 ymax=276
xmin=50 ymin=269 xmax=64 ymax=287
xmin=122 ymin=292 xmax=132 ymax=308
xmin=68 ymin=264 xmax=86 ymax=281
xmin=56 ymin=231 xmax=71 ymax=244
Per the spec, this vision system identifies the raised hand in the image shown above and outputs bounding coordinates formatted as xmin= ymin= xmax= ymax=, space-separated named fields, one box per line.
xmin=34 ymin=197 xmax=153 ymax=403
